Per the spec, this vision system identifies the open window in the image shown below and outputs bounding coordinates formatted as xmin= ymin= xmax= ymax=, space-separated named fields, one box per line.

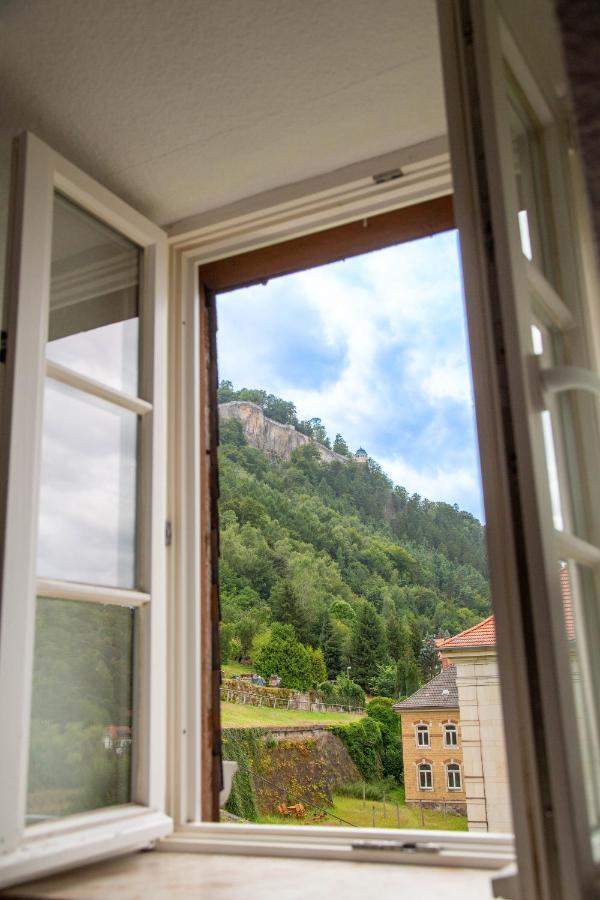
xmin=0 ymin=0 xmax=599 ymax=895
xmin=0 ymin=133 xmax=170 ymax=886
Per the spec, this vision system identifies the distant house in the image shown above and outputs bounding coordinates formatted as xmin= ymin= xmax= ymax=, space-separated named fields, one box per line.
xmin=439 ymin=616 xmax=511 ymax=833
xmin=437 ymin=566 xmax=575 ymax=833
xmin=354 ymin=447 xmax=368 ymax=464
xmin=268 ymin=675 xmax=282 ymax=688
xmin=394 ymin=666 xmax=466 ymax=811
xmin=103 ymin=725 xmax=132 ymax=754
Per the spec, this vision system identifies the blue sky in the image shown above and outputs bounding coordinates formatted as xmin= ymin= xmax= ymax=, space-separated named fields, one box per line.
xmin=217 ymin=230 xmax=485 ymax=522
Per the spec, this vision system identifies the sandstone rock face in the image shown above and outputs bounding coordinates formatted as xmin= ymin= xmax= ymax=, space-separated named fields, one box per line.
xmin=219 ymin=401 xmax=348 ymax=464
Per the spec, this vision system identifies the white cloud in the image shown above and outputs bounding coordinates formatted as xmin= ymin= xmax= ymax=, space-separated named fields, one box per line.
xmin=217 ymin=230 xmax=484 ymax=518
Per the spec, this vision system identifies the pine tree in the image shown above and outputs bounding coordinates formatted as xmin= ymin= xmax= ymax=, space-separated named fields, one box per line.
xmin=396 ymin=651 xmax=421 ymax=698
xmin=320 ymin=615 xmax=343 ymax=679
xmin=332 ymin=433 xmax=350 ymax=457
xmin=269 ymin=581 xmax=309 ymax=643
xmin=419 ymin=636 xmax=440 ymax=682
xmin=350 ymin=601 xmax=387 ymax=688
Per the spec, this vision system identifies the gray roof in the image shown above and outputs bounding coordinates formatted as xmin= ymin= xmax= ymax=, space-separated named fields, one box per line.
xmin=393 ymin=665 xmax=458 ymax=711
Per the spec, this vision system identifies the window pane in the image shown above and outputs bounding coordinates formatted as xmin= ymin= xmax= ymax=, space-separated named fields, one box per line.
xmin=562 ymin=563 xmax=600 ymax=840
xmin=27 ymin=599 xmax=134 ymax=822
xmin=37 ymin=380 xmax=138 ymax=588
xmin=47 ymin=194 xmax=140 ymax=396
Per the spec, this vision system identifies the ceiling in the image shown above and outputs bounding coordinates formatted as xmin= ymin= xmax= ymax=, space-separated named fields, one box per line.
xmin=0 ymin=0 xmax=445 ymax=228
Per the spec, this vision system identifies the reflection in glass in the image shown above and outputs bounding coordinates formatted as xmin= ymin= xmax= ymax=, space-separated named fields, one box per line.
xmin=561 ymin=564 xmax=600 ymax=835
xmin=27 ymin=599 xmax=134 ymax=822
xmin=37 ymin=380 xmax=138 ymax=588
xmin=47 ymin=194 xmax=141 ymax=396
xmin=531 ymin=325 xmax=564 ymax=529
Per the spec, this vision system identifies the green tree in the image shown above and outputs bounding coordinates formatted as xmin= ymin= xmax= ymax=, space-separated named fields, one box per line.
xmin=255 ymin=623 xmax=312 ymax=690
xmin=310 ymin=647 xmax=327 ymax=686
xmin=309 ymin=418 xmax=331 ymax=448
xmin=396 ymin=652 xmax=421 ymax=698
xmin=370 ymin=664 xmax=397 ymax=698
xmin=419 ymin=636 xmax=440 ymax=682
xmin=350 ymin=602 xmax=387 ymax=688
xmin=332 ymin=433 xmax=350 ymax=457
xmin=320 ymin=615 xmax=343 ymax=679
xmin=269 ymin=580 xmax=309 ymax=643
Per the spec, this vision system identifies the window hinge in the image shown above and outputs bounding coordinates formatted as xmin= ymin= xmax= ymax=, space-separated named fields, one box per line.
xmin=165 ymin=520 xmax=172 ymax=547
xmin=351 ymin=840 xmax=442 ymax=854
xmin=0 ymin=330 xmax=7 ymax=363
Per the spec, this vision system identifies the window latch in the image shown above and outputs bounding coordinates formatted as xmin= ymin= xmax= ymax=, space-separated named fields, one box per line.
xmin=351 ymin=840 xmax=442 ymax=854
xmin=165 ymin=520 xmax=172 ymax=547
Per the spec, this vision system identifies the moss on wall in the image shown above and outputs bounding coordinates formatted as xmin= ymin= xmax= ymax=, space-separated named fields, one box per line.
xmin=221 ymin=727 xmax=359 ymax=818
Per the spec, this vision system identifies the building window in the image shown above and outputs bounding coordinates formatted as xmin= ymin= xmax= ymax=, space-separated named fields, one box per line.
xmin=418 ymin=763 xmax=433 ymax=791
xmin=447 ymin=763 xmax=462 ymax=791
xmin=416 ymin=724 xmax=430 ymax=747
xmin=444 ymin=723 xmax=458 ymax=747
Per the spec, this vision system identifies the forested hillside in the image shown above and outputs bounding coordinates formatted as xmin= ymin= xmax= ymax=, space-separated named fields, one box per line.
xmin=218 ymin=386 xmax=489 ymax=698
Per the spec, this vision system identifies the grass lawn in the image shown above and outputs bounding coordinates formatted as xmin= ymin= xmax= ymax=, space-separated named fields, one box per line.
xmin=258 ymin=793 xmax=467 ymax=831
xmin=222 ymin=662 xmax=254 ymax=678
xmin=220 ymin=700 xmax=363 ymax=729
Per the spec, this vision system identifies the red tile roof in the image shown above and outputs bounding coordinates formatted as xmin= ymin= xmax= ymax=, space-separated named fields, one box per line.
xmin=440 ymin=565 xmax=575 ymax=651
xmin=440 ymin=615 xmax=496 ymax=650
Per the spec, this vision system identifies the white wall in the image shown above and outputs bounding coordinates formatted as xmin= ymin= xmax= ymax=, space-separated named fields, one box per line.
xmin=451 ymin=651 xmax=513 ymax=833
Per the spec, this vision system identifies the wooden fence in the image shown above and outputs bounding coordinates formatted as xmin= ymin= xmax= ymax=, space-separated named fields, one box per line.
xmin=220 ymin=686 xmax=364 ymax=715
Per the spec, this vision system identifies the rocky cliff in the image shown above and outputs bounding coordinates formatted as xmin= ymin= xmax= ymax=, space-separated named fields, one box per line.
xmin=219 ymin=401 xmax=348 ymax=464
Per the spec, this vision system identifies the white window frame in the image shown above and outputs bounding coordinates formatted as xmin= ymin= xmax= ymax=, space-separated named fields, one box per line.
xmin=0 ymin=133 xmax=171 ymax=889
xmin=418 ymin=763 xmax=434 ymax=792
xmin=162 ymin=2 xmax=600 ymax=891
xmin=439 ymin=2 xmax=600 ymax=897
xmin=162 ymin=142 xmax=520 ymax=872
xmin=415 ymin=723 xmax=431 ymax=749
xmin=443 ymin=723 xmax=458 ymax=748
xmin=446 ymin=763 xmax=462 ymax=792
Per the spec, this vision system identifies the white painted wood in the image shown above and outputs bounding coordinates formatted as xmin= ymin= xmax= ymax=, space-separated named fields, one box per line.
xmin=540 ymin=365 xmax=600 ymax=401
xmin=46 ymin=360 xmax=153 ymax=416
xmin=169 ymin=137 xmax=452 ymax=264
xmin=135 ymin=238 xmax=169 ymax=814
xmin=0 ymin=809 xmax=172 ymax=891
xmin=0 ymin=132 xmax=171 ymax=882
xmin=526 ymin=261 xmax=575 ymax=331
xmin=554 ymin=532 xmax=600 ymax=568
xmin=0 ymin=132 xmax=54 ymax=855
xmin=161 ymin=824 xmax=514 ymax=869
xmin=439 ymin=2 xmax=600 ymax=897
xmin=36 ymin=578 xmax=150 ymax=607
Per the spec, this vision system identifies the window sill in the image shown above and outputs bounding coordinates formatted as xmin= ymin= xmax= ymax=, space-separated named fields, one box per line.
xmin=1 ymin=847 xmax=503 ymax=899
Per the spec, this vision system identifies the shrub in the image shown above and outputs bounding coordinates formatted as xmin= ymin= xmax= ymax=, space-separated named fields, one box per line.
xmin=369 ymin=664 xmax=397 ymax=699
xmin=255 ymin=623 xmax=312 ymax=690
xmin=318 ymin=674 xmax=365 ymax=708
xmin=331 ymin=717 xmax=383 ymax=781
xmin=366 ymin=697 xmax=403 ymax=781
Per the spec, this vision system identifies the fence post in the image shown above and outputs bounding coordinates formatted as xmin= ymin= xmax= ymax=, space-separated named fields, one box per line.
xmin=396 ymin=802 xmax=400 ymax=827
xmin=372 ymin=805 xmax=375 ymax=827
xmin=362 ymin=782 xmax=366 ymax=808
xmin=420 ymin=801 xmax=424 ymax=827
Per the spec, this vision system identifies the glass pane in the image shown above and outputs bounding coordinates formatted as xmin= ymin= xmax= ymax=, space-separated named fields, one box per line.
xmin=508 ymin=90 xmax=557 ymax=287
xmin=561 ymin=564 xmax=600 ymax=841
xmin=27 ymin=599 xmax=134 ymax=822
xmin=37 ymin=380 xmax=138 ymax=588
xmin=531 ymin=324 xmax=564 ymax=529
xmin=47 ymin=194 xmax=140 ymax=396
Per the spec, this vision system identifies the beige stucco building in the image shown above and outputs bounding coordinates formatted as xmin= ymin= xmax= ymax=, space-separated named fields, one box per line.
xmin=440 ymin=618 xmax=512 ymax=833
xmin=394 ymin=667 xmax=466 ymax=810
